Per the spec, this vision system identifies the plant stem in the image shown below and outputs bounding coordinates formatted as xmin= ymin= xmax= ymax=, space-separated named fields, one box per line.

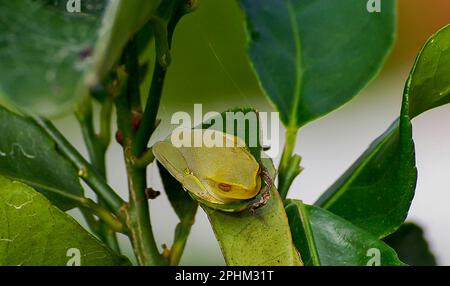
xmin=279 ymin=128 xmax=297 ymax=172
xmin=80 ymin=197 xmax=125 ymax=233
xmin=132 ymin=7 xmax=183 ymax=156
xmin=75 ymin=97 xmax=120 ymax=252
xmin=126 ymin=163 xmax=165 ymax=265
xmin=278 ymin=128 xmax=300 ymax=199
xmin=36 ymin=184 xmax=125 ymax=233
xmin=124 ymin=38 xmax=142 ymax=112
xmin=114 ymin=0 xmax=197 ymax=265
xmin=99 ymin=99 xmax=114 ymax=148
xmin=132 ymin=148 xmax=155 ymax=168
xmin=169 ymin=216 xmax=195 ymax=266
xmin=80 ymin=208 xmax=100 ymax=233
xmin=132 ymin=62 xmax=166 ymax=155
xmin=29 ymin=114 xmax=126 ymax=217
xmin=115 ymin=67 xmax=165 ymax=266
xmin=75 ymin=98 xmax=106 ymax=175
xmin=118 ymin=7 xmax=182 ymax=265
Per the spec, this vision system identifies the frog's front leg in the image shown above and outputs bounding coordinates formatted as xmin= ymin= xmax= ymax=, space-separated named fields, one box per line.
xmin=250 ymin=166 xmax=272 ymax=214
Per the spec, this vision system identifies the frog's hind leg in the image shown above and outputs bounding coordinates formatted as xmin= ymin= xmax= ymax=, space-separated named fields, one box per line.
xmin=250 ymin=167 xmax=272 ymax=214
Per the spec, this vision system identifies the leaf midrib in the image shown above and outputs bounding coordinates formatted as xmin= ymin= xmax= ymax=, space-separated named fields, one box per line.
xmin=286 ymin=0 xmax=302 ymax=130
xmin=295 ymin=201 xmax=321 ymax=266
xmin=320 ymin=127 xmax=398 ymax=209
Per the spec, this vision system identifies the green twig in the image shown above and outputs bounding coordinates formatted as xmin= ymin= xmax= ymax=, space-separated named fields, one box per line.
xmin=126 ymin=164 xmax=164 ymax=265
xmin=99 ymin=99 xmax=114 ymax=148
xmin=115 ymin=2 xmax=190 ymax=265
xmin=79 ymin=208 xmax=100 ymax=233
xmin=169 ymin=215 xmax=196 ymax=266
xmin=115 ymin=63 xmax=165 ymax=266
xmin=131 ymin=148 xmax=155 ymax=168
xmin=33 ymin=183 xmax=125 ymax=233
xmin=113 ymin=0 xmax=198 ymax=265
xmin=75 ymin=98 xmax=107 ymax=175
xmin=80 ymin=197 xmax=125 ymax=233
xmin=132 ymin=5 xmax=185 ymax=156
xmin=124 ymin=37 xmax=142 ymax=112
xmin=278 ymin=128 xmax=301 ymax=200
xmin=75 ymin=96 xmax=120 ymax=252
xmin=132 ymin=58 xmax=166 ymax=155
xmin=28 ymin=114 xmax=126 ymax=217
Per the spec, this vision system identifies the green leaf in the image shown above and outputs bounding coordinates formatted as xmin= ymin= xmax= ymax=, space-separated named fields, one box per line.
xmin=157 ymin=162 xmax=198 ymax=222
xmin=0 ymin=0 xmax=160 ymax=116
xmin=384 ymin=222 xmax=437 ymax=266
xmin=85 ymin=0 xmax=161 ymax=87
xmin=316 ymin=24 xmax=450 ymax=238
xmin=407 ymin=24 xmax=450 ymax=118
xmin=0 ymin=176 xmax=130 ymax=266
xmin=198 ymin=110 xmax=300 ymax=264
xmin=0 ymin=0 xmax=102 ymax=116
xmin=204 ymin=158 xmax=302 ymax=266
xmin=285 ymin=200 xmax=404 ymax=266
xmin=240 ymin=0 xmax=396 ymax=128
xmin=316 ymin=117 xmax=416 ymax=238
xmin=0 ymin=106 xmax=84 ymax=210
xmin=284 ymin=200 xmax=320 ymax=266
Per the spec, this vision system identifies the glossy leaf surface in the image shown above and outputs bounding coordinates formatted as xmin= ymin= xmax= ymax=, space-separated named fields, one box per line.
xmin=316 ymin=25 xmax=450 ymax=238
xmin=240 ymin=0 xmax=396 ymax=128
xmin=286 ymin=200 xmax=404 ymax=266
xmin=0 ymin=107 xmax=83 ymax=210
xmin=0 ymin=176 xmax=130 ymax=266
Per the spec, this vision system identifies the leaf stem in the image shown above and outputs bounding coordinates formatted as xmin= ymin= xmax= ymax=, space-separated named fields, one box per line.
xmin=99 ymin=99 xmax=114 ymax=148
xmin=33 ymin=183 xmax=125 ymax=234
xmin=75 ymin=96 xmax=120 ymax=252
xmin=126 ymin=163 xmax=165 ymax=265
xmin=28 ymin=115 xmax=126 ymax=217
xmin=279 ymin=128 xmax=297 ymax=172
xmin=278 ymin=128 xmax=301 ymax=199
xmin=169 ymin=216 xmax=195 ymax=266
xmin=124 ymin=37 xmax=142 ymax=112
xmin=132 ymin=60 xmax=166 ymax=155
xmin=75 ymin=98 xmax=107 ymax=176
xmin=132 ymin=5 xmax=184 ymax=156
xmin=114 ymin=0 xmax=197 ymax=265
xmin=80 ymin=197 xmax=125 ymax=233
xmin=115 ymin=63 xmax=165 ymax=266
xmin=79 ymin=208 xmax=100 ymax=233
xmin=132 ymin=148 xmax=155 ymax=168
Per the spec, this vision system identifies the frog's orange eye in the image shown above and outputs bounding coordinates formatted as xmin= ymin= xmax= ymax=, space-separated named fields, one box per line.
xmin=218 ymin=183 xmax=232 ymax=192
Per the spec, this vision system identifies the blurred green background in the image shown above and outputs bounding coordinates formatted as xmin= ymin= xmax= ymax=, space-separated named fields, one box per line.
xmin=60 ymin=0 xmax=450 ymax=265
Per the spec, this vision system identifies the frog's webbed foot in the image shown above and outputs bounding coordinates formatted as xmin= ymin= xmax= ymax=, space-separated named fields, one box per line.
xmin=250 ymin=166 xmax=272 ymax=214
